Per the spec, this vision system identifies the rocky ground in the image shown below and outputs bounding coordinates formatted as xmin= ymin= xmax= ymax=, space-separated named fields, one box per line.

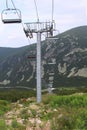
xmin=4 ymin=97 xmax=52 ymax=130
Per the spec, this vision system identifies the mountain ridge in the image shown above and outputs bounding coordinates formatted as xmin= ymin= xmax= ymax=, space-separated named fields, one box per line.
xmin=0 ymin=26 xmax=87 ymax=88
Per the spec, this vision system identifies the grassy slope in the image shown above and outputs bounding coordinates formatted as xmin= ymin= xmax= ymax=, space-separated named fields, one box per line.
xmin=0 ymin=88 xmax=87 ymax=129
xmin=0 ymin=45 xmax=33 ymax=61
xmin=0 ymin=47 xmax=19 ymax=61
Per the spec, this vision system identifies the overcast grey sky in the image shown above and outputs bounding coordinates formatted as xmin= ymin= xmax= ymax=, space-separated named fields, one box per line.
xmin=0 ymin=0 xmax=87 ymax=47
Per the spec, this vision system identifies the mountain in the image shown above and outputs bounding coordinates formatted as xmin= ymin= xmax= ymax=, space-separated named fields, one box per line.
xmin=0 ymin=26 xmax=87 ymax=88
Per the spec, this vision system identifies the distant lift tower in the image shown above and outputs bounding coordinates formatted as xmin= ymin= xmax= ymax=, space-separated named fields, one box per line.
xmin=24 ymin=21 xmax=55 ymax=103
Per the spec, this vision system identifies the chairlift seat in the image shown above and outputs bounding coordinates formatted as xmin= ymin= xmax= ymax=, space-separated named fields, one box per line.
xmin=27 ymin=56 xmax=36 ymax=59
xmin=2 ymin=19 xmax=22 ymax=24
xmin=46 ymin=37 xmax=59 ymax=40
xmin=1 ymin=8 xmax=22 ymax=24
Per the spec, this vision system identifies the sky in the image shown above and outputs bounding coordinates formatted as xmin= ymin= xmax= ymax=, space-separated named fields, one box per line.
xmin=0 ymin=0 xmax=87 ymax=48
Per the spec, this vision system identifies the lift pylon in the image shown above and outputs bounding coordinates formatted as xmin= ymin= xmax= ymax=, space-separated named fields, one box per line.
xmin=24 ymin=21 xmax=55 ymax=103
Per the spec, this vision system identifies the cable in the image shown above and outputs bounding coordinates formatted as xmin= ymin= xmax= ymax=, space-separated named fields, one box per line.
xmin=6 ymin=0 xmax=9 ymax=9
xmin=33 ymin=0 xmax=39 ymax=22
xmin=27 ymin=37 xmax=32 ymax=44
xmin=6 ymin=0 xmax=31 ymax=45
xmin=11 ymin=0 xmax=22 ymax=22
xmin=10 ymin=0 xmax=24 ymax=27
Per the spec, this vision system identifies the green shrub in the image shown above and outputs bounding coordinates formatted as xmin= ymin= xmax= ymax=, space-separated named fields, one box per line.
xmin=11 ymin=119 xmax=18 ymax=128
xmin=51 ymin=109 xmax=86 ymax=130
xmin=0 ymin=119 xmax=7 ymax=130
xmin=20 ymin=108 xmax=29 ymax=119
xmin=43 ymin=94 xmax=87 ymax=108
xmin=0 ymin=100 xmax=11 ymax=116
xmin=11 ymin=119 xmax=26 ymax=130
xmin=0 ymin=89 xmax=36 ymax=102
xmin=0 ymin=110 xmax=4 ymax=116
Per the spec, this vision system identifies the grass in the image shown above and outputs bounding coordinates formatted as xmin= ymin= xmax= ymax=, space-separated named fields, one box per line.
xmin=0 ymin=89 xmax=36 ymax=102
xmin=11 ymin=119 xmax=26 ymax=129
xmin=0 ymin=100 xmax=11 ymax=116
xmin=42 ymin=93 xmax=87 ymax=130
xmin=0 ymin=119 xmax=7 ymax=130
xmin=1 ymin=87 xmax=87 ymax=129
xmin=43 ymin=94 xmax=87 ymax=108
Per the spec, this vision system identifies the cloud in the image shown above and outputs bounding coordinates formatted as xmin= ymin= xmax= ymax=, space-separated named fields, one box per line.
xmin=85 ymin=0 xmax=87 ymax=16
xmin=0 ymin=0 xmax=87 ymax=47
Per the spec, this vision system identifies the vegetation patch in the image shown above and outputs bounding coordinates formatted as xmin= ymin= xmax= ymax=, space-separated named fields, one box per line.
xmin=1 ymin=88 xmax=87 ymax=129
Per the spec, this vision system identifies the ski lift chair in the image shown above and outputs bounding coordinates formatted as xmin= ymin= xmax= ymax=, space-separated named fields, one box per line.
xmin=1 ymin=8 xmax=22 ymax=24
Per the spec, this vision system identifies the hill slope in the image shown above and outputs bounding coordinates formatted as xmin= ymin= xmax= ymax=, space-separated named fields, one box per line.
xmin=0 ymin=26 xmax=87 ymax=88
